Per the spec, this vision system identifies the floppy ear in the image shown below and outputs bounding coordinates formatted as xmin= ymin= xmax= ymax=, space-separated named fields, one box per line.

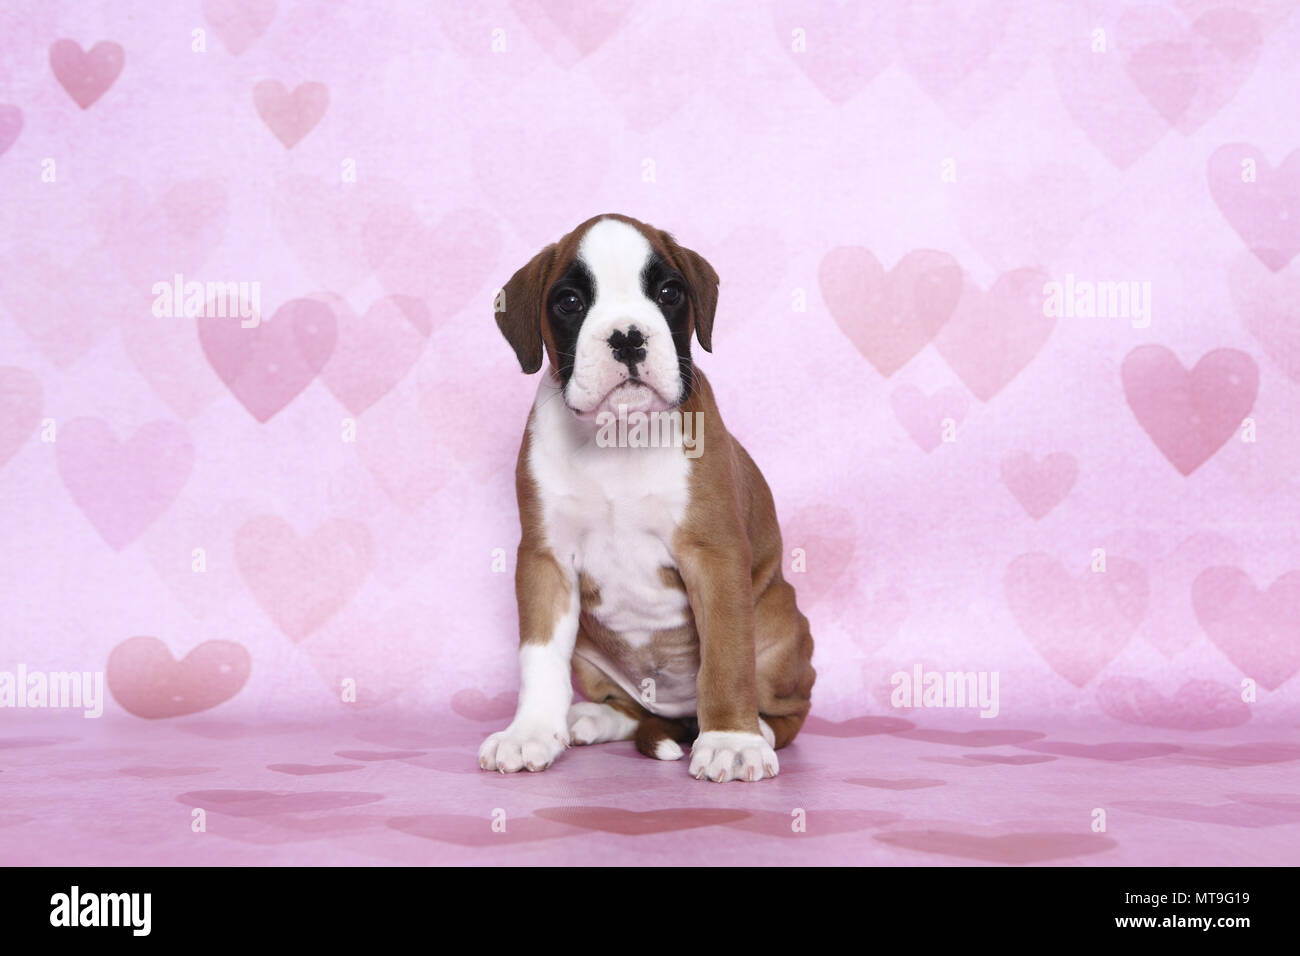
xmin=662 ymin=234 xmax=720 ymax=352
xmin=494 ymin=243 xmax=556 ymax=373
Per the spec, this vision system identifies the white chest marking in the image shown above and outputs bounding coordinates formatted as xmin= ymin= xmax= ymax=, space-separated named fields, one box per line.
xmin=527 ymin=375 xmax=691 ymax=640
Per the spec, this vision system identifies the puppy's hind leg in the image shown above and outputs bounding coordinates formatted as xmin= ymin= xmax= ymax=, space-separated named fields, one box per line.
xmin=635 ymin=716 xmax=698 ymax=761
xmin=567 ymin=701 xmax=638 ymax=745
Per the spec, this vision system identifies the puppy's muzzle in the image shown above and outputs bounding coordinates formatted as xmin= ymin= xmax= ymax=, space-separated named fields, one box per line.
xmin=607 ymin=327 xmax=647 ymax=372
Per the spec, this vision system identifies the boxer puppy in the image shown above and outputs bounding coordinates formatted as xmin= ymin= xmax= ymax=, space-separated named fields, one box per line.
xmin=480 ymin=213 xmax=814 ymax=782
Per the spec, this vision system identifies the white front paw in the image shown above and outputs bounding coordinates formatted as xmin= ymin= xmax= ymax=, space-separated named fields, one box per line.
xmin=689 ymin=730 xmax=779 ymax=783
xmin=478 ymin=722 xmax=569 ymax=773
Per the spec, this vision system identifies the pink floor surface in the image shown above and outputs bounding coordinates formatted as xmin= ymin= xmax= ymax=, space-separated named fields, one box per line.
xmin=3 ymin=712 xmax=1298 ymax=866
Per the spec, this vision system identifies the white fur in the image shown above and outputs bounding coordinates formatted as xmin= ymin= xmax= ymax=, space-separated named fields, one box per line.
xmin=478 ymin=589 xmax=579 ymax=773
xmin=689 ymin=731 xmax=779 ymax=783
xmin=565 ymin=218 xmax=683 ymax=417
xmin=654 ymin=739 xmax=685 ymax=761
xmin=528 ymin=373 xmax=698 ymax=718
xmin=567 ymin=701 xmax=637 ymax=745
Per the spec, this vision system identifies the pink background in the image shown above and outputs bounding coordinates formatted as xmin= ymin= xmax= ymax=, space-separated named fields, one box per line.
xmin=2 ymin=0 xmax=1299 ymax=865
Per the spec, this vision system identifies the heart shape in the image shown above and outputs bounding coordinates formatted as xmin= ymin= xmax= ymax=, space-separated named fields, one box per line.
xmin=0 ymin=105 xmax=22 ymax=156
xmin=0 ymin=245 xmax=127 ymax=368
xmin=141 ymin=497 xmax=253 ymax=621
xmin=49 ymin=39 xmax=124 ymax=109
xmin=509 ymin=0 xmax=632 ymax=67
xmin=1228 ymin=254 xmax=1300 ymax=382
xmin=1192 ymin=567 xmax=1300 ymax=691
xmin=300 ymin=606 xmax=443 ymax=708
xmin=1121 ymin=345 xmax=1258 ymax=475
xmin=1110 ymin=528 xmax=1243 ymax=657
xmin=253 ymin=80 xmax=328 ymax=149
xmin=199 ymin=297 xmax=337 ymax=422
xmin=819 ymin=247 xmax=962 ymax=377
xmin=1000 ymin=451 xmax=1078 ymax=519
xmin=898 ymin=0 xmax=1008 ymax=99
xmin=950 ymin=163 xmax=1092 ymax=273
xmin=107 ymin=636 xmax=251 ymax=719
xmin=890 ymin=385 xmax=968 ymax=452
xmin=202 ymin=0 xmax=276 ymax=55
xmin=533 ymin=806 xmax=749 ymax=836
xmin=272 ymin=174 xmax=411 ymax=292
xmin=876 ymin=829 xmax=1116 ymax=863
xmin=451 ymin=689 xmax=517 ymax=722
xmin=314 ymin=293 xmax=432 ymax=415
xmin=355 ymin=387 xmax=458 ymax=512
xmin=103 ymin=176 xmax=230 ymax=290
xmin=55 ymin=418 xmax=194 ymax=550
xmin=361 ymin=206 xmax=503 ymax=323
xmin=1051 ymin=18 xmax=1168 ymax=169
xmin=933 ymin=267 xmax=1054 ymax=401
xmin=1005 ymin=552 xmax=1149 ymax=687
xmin=1096 ymin=677 xmax=1250 ymax=730
xmin=772 ymin=0 xmax=898 ymax=104
xmin=234 ymin=515 xmax=373 ymax=641
xmin=1122 ymin=7 xmax=1261 ymax=135
xmin=780 ymin=505 xmax=856 ymax=607
xmin=900 ymin=3 xmax=1034 ymax=121
xmin=0 ymin=367 xmax=42 ymax=470
xmin=1209 ymin=144 xmax=1300 ymax=272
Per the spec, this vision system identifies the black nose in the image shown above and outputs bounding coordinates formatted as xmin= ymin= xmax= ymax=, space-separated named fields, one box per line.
xmin=608 ymin=327 xmax=646 ymax=369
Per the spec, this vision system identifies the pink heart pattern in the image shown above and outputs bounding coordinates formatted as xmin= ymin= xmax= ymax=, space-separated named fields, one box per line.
xmin=315 ymin=293 xmax=432 ymax=415
xmin=203 ymin=0 xmax=276 ymax=55
xmin=1208 ymin=144 xmax=1300 ymax=272
xmin=49 ymin=39 xmax=124 ymax=110
xmin=1192 ymin=568 xmax=1300 ymax=691
xmin=891 ymin=385 xmax=969 ymax=452
xmin=1097 ymin=677 xmax=1250 ymax=730
xmin=253 ymin=80 xmax=329 ymax=149
xmin=55 ymin=418 xmax=194 ymax=550
xmin=0 ymin=367 xmax=42 ymax=470
xmin=1229 ymin=255 xmax=1300 ymax=382
xmin=107 ymin=636 xmax=251 ymax=718
xmin=0 ymin=105 xmax=22 ymax=156
xmin=1121 ymin=346 xmax=1258 ymax=475
xmin=199 ymin=297 xmax=337 ymax=422
xmin=934 ymin=268 xmax=1054 ymax=401
xmin=819 ymin=247 xmax=962 ymax=377
xmin=1000 ymin=452 xmax=1078 ymax=519
xmin=234 ymin=516 xmax=373 ymax=641
xmin=1005 ymin=552 xmax=1150 ymax=687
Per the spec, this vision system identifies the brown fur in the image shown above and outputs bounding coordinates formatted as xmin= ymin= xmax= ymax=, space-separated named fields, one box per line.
xmin=502 ymin=214 xmax=815 ymax=755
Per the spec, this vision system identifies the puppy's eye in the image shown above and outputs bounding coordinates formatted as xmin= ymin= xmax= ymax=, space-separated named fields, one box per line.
xmin=554 ymin=291 xmax=584 ymax=315
xmin=657 ymin=283 xmax=683 ymax=306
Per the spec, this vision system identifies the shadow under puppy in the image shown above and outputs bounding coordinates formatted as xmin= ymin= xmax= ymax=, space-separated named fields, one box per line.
xmin=480 ymin=213 xmax=815 ymax=782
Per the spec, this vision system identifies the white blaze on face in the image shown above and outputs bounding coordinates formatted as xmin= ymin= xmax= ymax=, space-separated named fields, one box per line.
xmin=566 ymin=218 xmax=683 ymax=417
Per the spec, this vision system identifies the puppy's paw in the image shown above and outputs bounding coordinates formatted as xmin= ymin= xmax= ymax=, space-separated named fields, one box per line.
xmin=478 ymin=722 xmax=568 ymax=773
xmin=567 ymin=701 xmax=635 ymax=746
xmin=689 ymin=730 xmax=779 ymax=783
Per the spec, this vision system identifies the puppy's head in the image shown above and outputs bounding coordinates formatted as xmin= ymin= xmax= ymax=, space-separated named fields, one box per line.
xmin=494 ymin=214 xmax=718 ymax=419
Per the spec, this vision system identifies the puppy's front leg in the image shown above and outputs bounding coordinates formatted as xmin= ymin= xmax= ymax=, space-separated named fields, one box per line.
xmin=478 ymin=546 xmax=578 ymax=773
xmin=675 ymin=535 xmax=778 ymax=782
